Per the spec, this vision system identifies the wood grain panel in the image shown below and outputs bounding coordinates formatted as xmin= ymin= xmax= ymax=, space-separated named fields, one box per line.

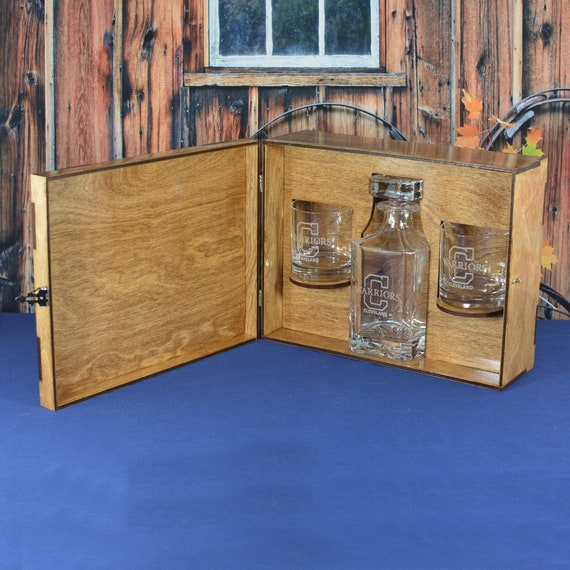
xmin=30 ymin=175 xmax=56 ymax=409
xmin=121 ymin=0 xmax=184 ymax=156
xmin=0 ymin=1 xmax=45 ymax=312
xmin=52 ymin=0 xmax=115 ymax=168
xmin=523 ymin=0 xmax=570 ymax=307
xmin=384 ymin=0 xmax=453 ymax=144
xmin=502 ymin=160 xmax=548 ymax=386
xmin=33 ymin=141 xmax=258 ymax=409
xmin=262 ymin=146 xmax=285 ymax=335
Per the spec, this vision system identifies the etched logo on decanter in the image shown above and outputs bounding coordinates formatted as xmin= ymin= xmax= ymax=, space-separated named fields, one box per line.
xmin=360 ymin=274 xmax=401 ymax=316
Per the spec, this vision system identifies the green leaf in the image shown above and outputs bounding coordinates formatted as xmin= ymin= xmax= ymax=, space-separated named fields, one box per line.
xmin=521 ymin=142 xmax=544 ymax=157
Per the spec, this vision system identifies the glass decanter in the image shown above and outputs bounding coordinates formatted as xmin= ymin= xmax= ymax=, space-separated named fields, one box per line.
xmin=350 ymin=175 xmax=430 ymax=360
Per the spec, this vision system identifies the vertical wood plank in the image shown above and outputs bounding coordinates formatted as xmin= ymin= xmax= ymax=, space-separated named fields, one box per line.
xmin=321 ymin=88 xmax=389 ymax=138
xmin=256 ymin=87 xmax=319 ymax=139
xmin=512 ymin=0 xmax=524 ymax=103
xmin=190 ymin=87 xmax=249 ymax=144
xmin=384 ymin=0 xmax=416 ymax=139
xmin=121 ymin=0 xmax=184 ymax=156
xmin=385 ymin=0 xmax=453 ymax=144
xmin=183 ymin=0 xmax=206 ymax=147
xmin=184 ymin=0 xmax=205 ymax=72
xmin=248 ymin=87 xmax=260 ymax=136
xmin=523 ymin=0 xmax=570 ymax=304
xmin=112 ymin=0 xmax=124 ymax=160
xmin=0 ymin=2 xmax=45 ymax=312
xmin=52 ymin=0 xmax=115 ymax=168
xmin=414 ymin=0 xmax=454 ymax=144
xmin=45 ymin=0 xmax=55 ymax=169
xmin=459 ymin=0 xmax=519 ymax=129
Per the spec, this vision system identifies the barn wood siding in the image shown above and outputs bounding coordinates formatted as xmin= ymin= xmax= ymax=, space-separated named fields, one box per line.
xmin=522 ymin=0 xmax=570 ymax=305
xmin=0 ymin=2 xmax=45 ymax=312
xmin=1 ymin=0 xmax=568 ymax=312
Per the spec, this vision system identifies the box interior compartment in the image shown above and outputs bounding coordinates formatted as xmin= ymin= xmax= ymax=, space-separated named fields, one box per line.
xmin=262 ymin=132 xmax=547 ymax=389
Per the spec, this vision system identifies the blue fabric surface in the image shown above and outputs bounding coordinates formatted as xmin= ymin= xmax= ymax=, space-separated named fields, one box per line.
xmin=1 ymin=312 xmax=569 ymax=569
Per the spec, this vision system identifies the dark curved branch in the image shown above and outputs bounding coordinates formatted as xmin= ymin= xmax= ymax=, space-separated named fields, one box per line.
xmin=481 ymin=88 xmax=570 ymax=150
xmin=250 ymin=102 xmax=408 ymax=142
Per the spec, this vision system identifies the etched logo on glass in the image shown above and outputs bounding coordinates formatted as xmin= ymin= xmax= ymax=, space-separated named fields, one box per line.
xmin=295 ymin=221 xmax=334 ymax=263
xmin=448 ymin=246 xmax=491 ymax=290
xmin=361 ymin=274 xmax=401 ymax=316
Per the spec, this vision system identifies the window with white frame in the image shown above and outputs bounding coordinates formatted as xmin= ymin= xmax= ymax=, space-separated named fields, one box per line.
xmin=209 ymin=0 xmax=380 ymax=68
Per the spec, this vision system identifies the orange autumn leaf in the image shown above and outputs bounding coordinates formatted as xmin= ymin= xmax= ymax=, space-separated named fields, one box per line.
xmin=522 ymin=126 xmax=545 ymax=157
xmin=525 ymin=126 xmax=543 ymax=146
xmin=489 ymin=115 xmax=516 ymax=129
xmin=542 ymin=240 xmax=558 ymax=270
xmin=502 ymin=142 xmax=519 ymax=154
xmin=462 ymin=90 xmax=483 ymax=121
xmin=455 ymin=124 xmax=481 ymax=149
xmin=456 ymin=124 xmax=479 ymax=137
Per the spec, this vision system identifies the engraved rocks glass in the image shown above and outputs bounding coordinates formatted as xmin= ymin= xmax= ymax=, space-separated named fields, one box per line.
xmin=290 ymin=200 xmax=353 ymax=287
xmin=437 ymin=222 xmax=509 ymax=316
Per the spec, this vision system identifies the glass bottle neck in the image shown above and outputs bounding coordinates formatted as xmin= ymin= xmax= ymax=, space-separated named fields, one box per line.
xmin=377 ymin=200 xmax=419 ymax=230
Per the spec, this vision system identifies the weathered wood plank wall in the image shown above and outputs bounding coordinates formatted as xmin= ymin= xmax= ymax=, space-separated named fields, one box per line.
xmin=409 ymin=0 xmax=454 ymax=143
xmin=460 ymin=0 xmax=521 ymax=117
xmin=120 ymin=0 xmax=184 ymax=156
xmin=1 ymin=2 xmax=44 ymax=312
xmin=51 ymin=0 xmax=115 ymax=168
xmin=1 ymin=0 xmax=569 ymax=312
xmin=522 ymin=0 xmax=570 ymax=303
xmin=49 ymin=0 xmax=184 ymax=166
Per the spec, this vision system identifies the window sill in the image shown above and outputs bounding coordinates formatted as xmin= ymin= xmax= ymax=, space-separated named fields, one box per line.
xmin=184 ymin=71 xmax=407 ymax=88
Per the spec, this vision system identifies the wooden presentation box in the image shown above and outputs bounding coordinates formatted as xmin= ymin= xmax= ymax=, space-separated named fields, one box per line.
xmin=30 ymin=131 xmax=547 ymax=410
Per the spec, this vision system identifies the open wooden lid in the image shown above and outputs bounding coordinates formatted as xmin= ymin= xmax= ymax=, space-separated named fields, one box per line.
xmin=31 ymin=140 xmax=259 ymax=409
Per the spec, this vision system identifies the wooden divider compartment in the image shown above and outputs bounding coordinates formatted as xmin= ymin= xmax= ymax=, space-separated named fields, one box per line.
xmin=262 ymin=131 xmax=547 ymax=389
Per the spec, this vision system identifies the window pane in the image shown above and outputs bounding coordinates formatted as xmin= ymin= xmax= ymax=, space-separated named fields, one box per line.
xmin=325 ymin=0 xmax=371 ymax=55
xmin=219 ymin=0 xmax=266 ymax=56
xmin=273 ymin=0 xmax=318 ymax=55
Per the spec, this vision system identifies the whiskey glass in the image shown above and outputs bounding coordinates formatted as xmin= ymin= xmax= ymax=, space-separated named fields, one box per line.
xmin=437 ymin=222 xmax=509 ymax=316
xmin=290 ymin=200 xmax=353 ymax=287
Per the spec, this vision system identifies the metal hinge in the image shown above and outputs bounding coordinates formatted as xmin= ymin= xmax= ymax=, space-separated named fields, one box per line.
xmin=16 ymin=287 xmax=49 ymax=307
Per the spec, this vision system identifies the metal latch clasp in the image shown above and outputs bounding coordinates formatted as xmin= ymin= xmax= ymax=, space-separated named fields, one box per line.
xmin=16 ymin=287 xmax=49 ymax=307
